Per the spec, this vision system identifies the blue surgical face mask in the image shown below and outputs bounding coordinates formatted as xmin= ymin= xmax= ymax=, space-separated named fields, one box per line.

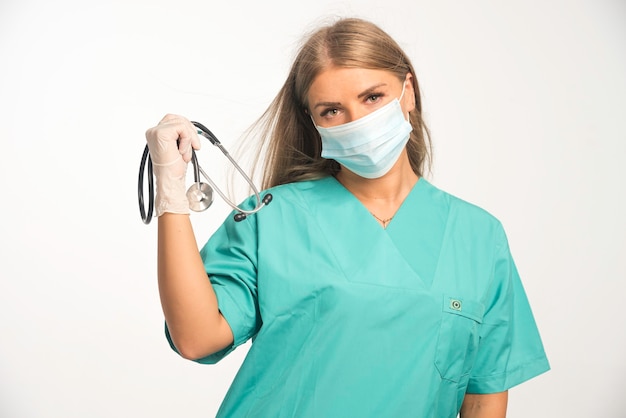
xmin=313 ymin=85 xmax=412 ymax=179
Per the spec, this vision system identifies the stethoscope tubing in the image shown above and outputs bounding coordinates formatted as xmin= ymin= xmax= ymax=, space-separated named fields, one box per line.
xmin=138 ymin=145 xmax=154 ymax=224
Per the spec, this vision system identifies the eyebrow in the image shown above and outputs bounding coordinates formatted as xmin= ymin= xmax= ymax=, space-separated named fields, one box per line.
xmin=312 ymin=83 xmax=388 ymax=109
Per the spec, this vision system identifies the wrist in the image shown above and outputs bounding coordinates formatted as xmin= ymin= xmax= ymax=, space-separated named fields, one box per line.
xmin=153 ymin=164 xmax=190 ymax=217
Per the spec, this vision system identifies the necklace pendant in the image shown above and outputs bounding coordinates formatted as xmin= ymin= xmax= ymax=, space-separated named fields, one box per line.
xmin=370 ymin=212 xmax=393 ymax=229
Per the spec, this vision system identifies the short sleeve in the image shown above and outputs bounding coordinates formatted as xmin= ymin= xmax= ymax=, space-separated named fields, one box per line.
xmin=166 ymin=208 xmax=262 ymax=365
xmin=467 ymin=224 xmax=550 ymax=393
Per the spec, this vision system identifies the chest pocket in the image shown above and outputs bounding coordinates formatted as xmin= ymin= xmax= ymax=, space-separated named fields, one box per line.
xmin=434 ymin=295 xmax=485 ymax=383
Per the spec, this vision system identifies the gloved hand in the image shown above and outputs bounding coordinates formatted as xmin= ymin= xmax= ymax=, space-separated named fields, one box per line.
xmin=145 ymin=114 xmax=201 ymax=216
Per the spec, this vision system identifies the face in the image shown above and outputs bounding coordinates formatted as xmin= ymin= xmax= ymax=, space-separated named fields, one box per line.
xmin=307 ymin=67 xmax=415 ymax=128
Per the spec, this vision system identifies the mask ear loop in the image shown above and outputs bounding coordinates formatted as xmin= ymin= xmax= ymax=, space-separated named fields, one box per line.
xmin=398 ymin=80 xmax=410 ymax=121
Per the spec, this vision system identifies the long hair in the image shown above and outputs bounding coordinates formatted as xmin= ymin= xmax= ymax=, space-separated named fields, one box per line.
xmin=241 ymin=17 xmax=432 ymax=190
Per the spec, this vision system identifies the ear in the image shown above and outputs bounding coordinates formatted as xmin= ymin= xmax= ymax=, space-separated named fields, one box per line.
xmin=402 ymin=72 xmax=416 ymax=114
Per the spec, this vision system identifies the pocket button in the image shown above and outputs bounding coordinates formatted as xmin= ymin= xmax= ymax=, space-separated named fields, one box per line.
xmin=450 ymin=299 xmax=462 ymax=311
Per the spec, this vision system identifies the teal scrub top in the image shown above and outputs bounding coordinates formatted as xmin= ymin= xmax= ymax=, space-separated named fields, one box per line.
xmin=166 ymin=177 xmax=550 ymax=418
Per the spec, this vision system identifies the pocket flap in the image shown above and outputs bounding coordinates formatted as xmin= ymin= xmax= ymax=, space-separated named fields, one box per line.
xmin=442 ymin=295 xmax=484 ymax=323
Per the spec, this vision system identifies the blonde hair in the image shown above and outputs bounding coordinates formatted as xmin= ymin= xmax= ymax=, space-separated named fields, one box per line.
xmin=243 ymin=17 xmax=431 ymax=190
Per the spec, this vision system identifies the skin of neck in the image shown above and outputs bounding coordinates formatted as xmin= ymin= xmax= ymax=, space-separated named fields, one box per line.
xmin=336 ymin=149 xmax=418 ymax=209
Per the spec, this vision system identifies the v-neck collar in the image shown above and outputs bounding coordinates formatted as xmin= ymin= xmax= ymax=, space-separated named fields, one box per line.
xmin=296 ymin=177 xmax=430 ymax=289
xmin=299 ymin=176 xmax=447 ymax=289
xmin=327 ymin=175 xmax=425 ymax=232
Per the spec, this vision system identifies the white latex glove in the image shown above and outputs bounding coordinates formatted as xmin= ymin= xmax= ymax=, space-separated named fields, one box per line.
xmin=145 ymin=114 xmax=201 ymax=216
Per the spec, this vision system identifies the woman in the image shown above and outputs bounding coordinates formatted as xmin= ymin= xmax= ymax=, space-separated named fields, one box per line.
xmin=145 ymin=17 xmax=549 ymax=418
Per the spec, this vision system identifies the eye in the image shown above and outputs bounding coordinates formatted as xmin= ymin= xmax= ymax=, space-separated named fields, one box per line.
xmin=365 ymin=92 xmax=384 ymax=104
xmin=320 ymin=108 xmax=340 ymax=119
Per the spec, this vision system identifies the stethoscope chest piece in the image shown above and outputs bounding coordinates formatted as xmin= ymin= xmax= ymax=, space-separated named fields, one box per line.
xmin=186 ymin=182 xmax=214 ymax=212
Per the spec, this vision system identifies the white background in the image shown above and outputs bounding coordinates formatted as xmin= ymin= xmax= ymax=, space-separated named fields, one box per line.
xmin=1 ymin=0 xmax=624 ymax=417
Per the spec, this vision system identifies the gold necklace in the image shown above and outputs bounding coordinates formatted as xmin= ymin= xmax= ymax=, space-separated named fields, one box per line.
xmin=370 ymin=212 xmax=393 ymax=229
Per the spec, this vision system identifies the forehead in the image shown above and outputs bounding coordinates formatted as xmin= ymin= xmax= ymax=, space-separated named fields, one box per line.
xmin=308 ymin=67 xmax=399 ymax=100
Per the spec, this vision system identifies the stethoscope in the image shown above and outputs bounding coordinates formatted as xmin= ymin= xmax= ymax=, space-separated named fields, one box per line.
xmin=138 ymin=121 xmax=272 ymax=224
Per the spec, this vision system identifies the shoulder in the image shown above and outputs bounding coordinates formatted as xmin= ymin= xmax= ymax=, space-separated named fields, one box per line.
xmin=421 ymin=179 xmax=507 ymax=238
xmin=237 ymin=178 xmax=321 ymax=209
xmin=266 ymin=176 xmax=334 ymax=196
xmin=232 ymin=177 xmax=336 ymax=228
xmin=259 ymin=176 xmax=338 ymax=209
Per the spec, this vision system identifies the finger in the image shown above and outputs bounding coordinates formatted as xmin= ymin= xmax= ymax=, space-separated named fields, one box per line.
xmin=151 ymin=115 xmax=200 ymax=162
xmin=190 ymin=125 xmax=201 ymax=151
xmin=177 ymin=123 xmax=198 ymax=163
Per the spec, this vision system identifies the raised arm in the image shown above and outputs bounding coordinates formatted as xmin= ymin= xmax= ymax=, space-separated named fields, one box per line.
xmin=147 ymin=114 xmax=233 ymax=360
